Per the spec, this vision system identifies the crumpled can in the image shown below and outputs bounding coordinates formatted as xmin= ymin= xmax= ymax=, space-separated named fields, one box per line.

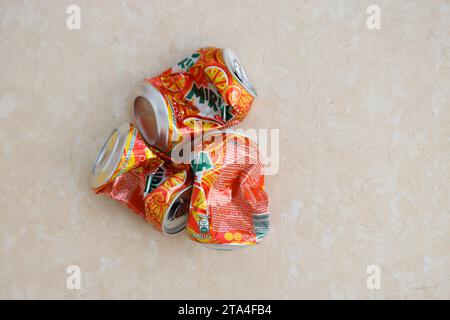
xmin=183 ymin=131 xmax=270 ymax=249
xmin=132 ymin=47 xmax=258 ymax=153
xmin=91 ymin=123 xmax=193 ymax=235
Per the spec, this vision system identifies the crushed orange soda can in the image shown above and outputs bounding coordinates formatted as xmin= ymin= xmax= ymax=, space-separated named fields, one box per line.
xmin=182 ymin=131 xmax=270 ymax=250
xmin=91 ymin=123 xmax=193 ymax=235
xmin=132 ymin=47 xmax=257 ymax=153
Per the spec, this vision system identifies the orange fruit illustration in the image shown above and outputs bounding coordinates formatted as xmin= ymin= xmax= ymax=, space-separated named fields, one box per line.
xmin=225 ymin=85 xmax=242 ymax=105
xmin=204 ymin=66 xmax=229 ymax=92
xmin=183 ymin=117 xmax=220 ymax=131
xmin=161 ymin=73 xmax=186 ymax=92
xmin=224 ymin=232 xmax=234 ymax=241
xmin=233 ymin=232 xmax=242 ymax=241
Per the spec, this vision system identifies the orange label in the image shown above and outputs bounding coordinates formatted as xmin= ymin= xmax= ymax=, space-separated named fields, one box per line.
xmin=95 ymin=125 xmax=194 ymax=231
xmin=144 ymin=164 xmax=193 ymax=230
xmin=145 ymin=48 xmax=255 ymax=150
xmin=187 ymin=132 xmax=269 ymax=246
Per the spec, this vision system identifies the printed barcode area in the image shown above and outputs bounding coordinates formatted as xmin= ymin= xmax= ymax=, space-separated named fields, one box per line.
xmin=209 ymin=139 xmax=268 ymax=233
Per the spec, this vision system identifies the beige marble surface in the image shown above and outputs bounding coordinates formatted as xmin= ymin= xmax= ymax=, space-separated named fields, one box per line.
xmin=1 ymin=0 xmax=449 ymax=299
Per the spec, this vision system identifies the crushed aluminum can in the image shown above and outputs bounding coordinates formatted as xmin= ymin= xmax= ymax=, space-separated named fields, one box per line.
xmin=132 ymin=47 xmax=257 ymax=153
xmin=91 ymin=123 xmax=193 ymax=235
xmin=183 ymin=131 xmax=270 ymax=250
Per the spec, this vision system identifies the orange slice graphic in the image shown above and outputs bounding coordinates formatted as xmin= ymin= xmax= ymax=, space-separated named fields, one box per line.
xmin=204 ymin=66 xmax=229 ymax=92
xmin=183 ymin=117 xmax=220 ymax=131
xmin=225 ymin=85 xmax=242 ymax=105
xmin=161 ymin=73 xmax=186 ymax=92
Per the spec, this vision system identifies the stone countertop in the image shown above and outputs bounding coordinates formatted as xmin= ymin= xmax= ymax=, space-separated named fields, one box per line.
xmin=0 ymin=0 xmax=449 ymax=299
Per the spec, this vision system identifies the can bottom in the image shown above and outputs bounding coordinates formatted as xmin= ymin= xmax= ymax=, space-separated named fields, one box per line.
xmin=203 ymin=244 xmax=250 ymax=251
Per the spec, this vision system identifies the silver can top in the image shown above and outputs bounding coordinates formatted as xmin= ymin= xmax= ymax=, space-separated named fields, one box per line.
xmin=222 ymin=48 xmax=257 ymax=97
xmin=133 ymin=82 xmax=170 ymax=152
xmin=162 ymin=186 xmax=192 ymax=235
xmin=91 ymin=123 xmax=130 ymax=189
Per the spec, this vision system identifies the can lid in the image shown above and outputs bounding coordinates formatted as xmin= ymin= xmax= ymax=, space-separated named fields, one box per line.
xmin=162 ymin=186 xmax=192 ymax=235
xmin=133 ymin=83 xmax=170 ymax=152
xmin=90 ymin=123 xmax=130 ymax=189
xmin=222 ymin=48 xmax=257 ymax=97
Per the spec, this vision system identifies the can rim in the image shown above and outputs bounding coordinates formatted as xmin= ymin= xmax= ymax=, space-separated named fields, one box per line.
xmin=90 ymin=123 xmax=130 ymax=189
xmin=222 ymin=48 xmax=257 ymax=97
xmin=203 ymin=243 xmax=250 ymax=251
xmin=132 ymin=82 xmax=170 ymax=152
xmin=162 ymin=185 xmax=193 ymax=236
